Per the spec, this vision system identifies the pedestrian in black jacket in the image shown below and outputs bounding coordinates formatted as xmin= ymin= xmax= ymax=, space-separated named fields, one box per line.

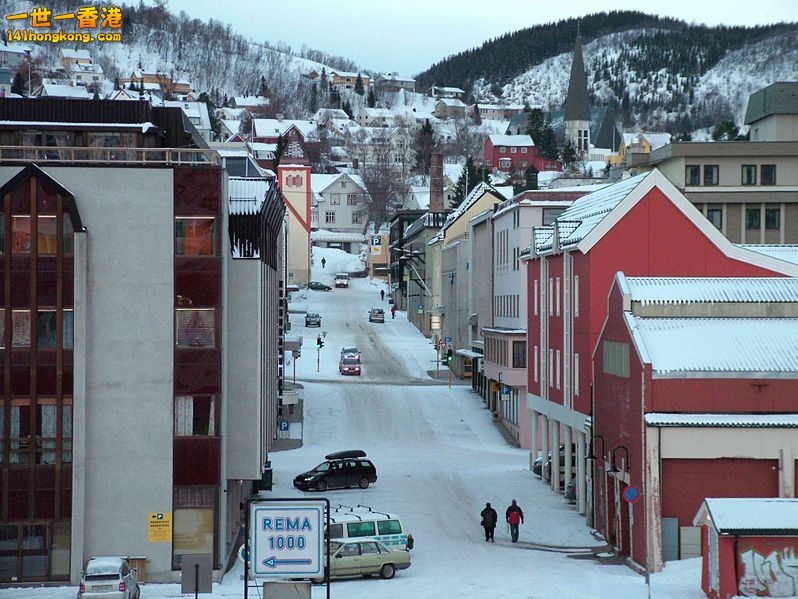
xmin=480 ymin=502 xmax=498 ymax=542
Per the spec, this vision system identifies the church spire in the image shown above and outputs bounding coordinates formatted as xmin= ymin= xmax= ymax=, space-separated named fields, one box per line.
xmin=564 ymin=29 xmax=590 ymax=122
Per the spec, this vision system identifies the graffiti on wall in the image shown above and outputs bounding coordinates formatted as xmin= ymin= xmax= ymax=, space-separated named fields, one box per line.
xmin=738 ymin=540 xmax=798 ymax=597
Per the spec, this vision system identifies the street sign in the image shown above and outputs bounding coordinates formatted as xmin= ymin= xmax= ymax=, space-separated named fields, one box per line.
xmin=417 ymin=303 xmax=424 ymax=314
xmin=501 ymin=385 xmax=510 ymax=396
xmin=249 ymin=501 xmax=324 ymax=577
xmin=371 ymin=236 xmax=382 ymax=246
xmin=444 ymin=336 xmax=451 ymax=343
xmin=278 ymin=420 xmax=289 ymax=432
xmin=622 ymin=485 xmax=642 ymax=504
xmin=147 ymin=512 xmax=172 ymax=543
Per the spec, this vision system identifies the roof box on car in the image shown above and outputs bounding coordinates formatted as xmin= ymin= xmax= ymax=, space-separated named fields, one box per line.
xmin=325 ymin=450 xmax=367 ymax=460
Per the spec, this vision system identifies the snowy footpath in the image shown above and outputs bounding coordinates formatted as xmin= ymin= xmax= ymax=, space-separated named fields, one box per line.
xmin=0 ymin=248 xmax=705 ymax=599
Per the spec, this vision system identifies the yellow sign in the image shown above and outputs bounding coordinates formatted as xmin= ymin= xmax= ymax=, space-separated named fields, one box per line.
xmin=6 ymin=5 xmax=123 ymax=44
xmin=148 ymin=512 xmax=172 ymax=543
xmin=370 ymin=245 xmax=382 ymax=256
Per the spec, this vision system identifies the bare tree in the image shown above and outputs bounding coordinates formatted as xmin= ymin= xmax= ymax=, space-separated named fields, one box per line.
xmin=442 ymin=118 xmax=484 ymax=162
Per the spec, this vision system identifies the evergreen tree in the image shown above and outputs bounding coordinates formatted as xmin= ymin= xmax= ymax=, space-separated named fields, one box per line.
xmin=367 ymin=88 xmax=376 ymax=108
xmin=274 ymin=135 xmax=286 ymax=166
xmin=11 ymin=72 xmax=25 ymax=96
xmin=525 ymin=108 xmax=545 ymax=141
xmin=450 ymin=156 xmax=480 ymax=208
xmin=309 ymin=83 xmax=318 ymax=114
xmin=258 ymin=75 xmax=269 ymax=97
xmin=537 ymin=118 xmax=558 ymax=160
xmin=354 ymin=73 xmax=364 ymax=95
xmin=320 ymin=68 xmax=328 ymax=91
xmin=114 ymin=77 xmax=120 ymax=90
xmin=342 ymin=100 xmax=353 ymax=118
xmin=560 ymin=141 xmax=577 ymax=169
xmin=198 ymin=91 xmax=221 ymax=140
xmin=712 ymin=120 xmax=741 ymax=141
xmin=413 ymin=119 xmax=436 ymax=177
xmin=473 ymin=104 xmax=482 ymax=125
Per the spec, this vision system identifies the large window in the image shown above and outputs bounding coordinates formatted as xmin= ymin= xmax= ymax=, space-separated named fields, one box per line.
xmin=542 ymin=208 xmax=565 ymax=226
xmin=37 ymin=310 xmax=57 ymax=349
xmin=703 ymin=165 xmax=719 ymax=186
xmin=765 ymin=206 xmax=781 ymax=230
xmin=499 ymin=157 xmax=512 ymax=168
xmin=176 ymin=308 xmax=215 ymax=347
xmin=12 ymin=310 xmax=30 ymax=347
xmin=173 ymin=487 xmax=215 ymax=566
xmin=10 ymin=400 xmax=31 ymax=464
xmin=325 ymin=211 xmax=336 ymax=224
xmin=351 ymin=212 xmax=363 ymax=224
xmin=37 ymin=216 xmax=57 ymax=254
xmin=35 ymin=400 xmax=57 ymax=464
xmin=175 ymin=218 xmax=216 ymax=256
xmin=347 ymin=194 xmax=358 ymax=206
xmin=746 ymin=207 xmax=761 ymax=230
xmin=175 ymin=395 xmax=217 ymax=436
xmin=685 ymin=165 xmax=700 ymax=186
xmin=11 ymin=216 xmax=31 ymax=253
xmin=512 ymin=341 xmax=526 ymax=369
xmin=706 ymin=208 xmax=722 ymax=230
xmin=761 ymin=164 xmax=777 ymax=185
xmin=329 ymin=194 xmax=341 ymax=206
xmin=741 ymin=165 xmax=757 ymax=185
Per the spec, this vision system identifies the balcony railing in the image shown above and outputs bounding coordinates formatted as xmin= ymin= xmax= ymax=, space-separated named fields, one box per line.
xmin=0 ymin=145 xmax=219 ymax=165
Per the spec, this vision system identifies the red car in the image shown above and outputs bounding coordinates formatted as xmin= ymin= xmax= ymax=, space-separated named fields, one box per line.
xmin=339 ymin=356 xmax=361 ymax=376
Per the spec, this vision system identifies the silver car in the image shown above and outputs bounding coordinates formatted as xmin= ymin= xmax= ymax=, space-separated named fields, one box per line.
xmin=78 ymin=557 xmax=140 ymax=599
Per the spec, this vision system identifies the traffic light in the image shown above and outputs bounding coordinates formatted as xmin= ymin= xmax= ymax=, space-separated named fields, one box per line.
xmin=446 ymin=348 xmax=453 ymax=364
xmin=316 ymin=335 xmax=324 ymax=349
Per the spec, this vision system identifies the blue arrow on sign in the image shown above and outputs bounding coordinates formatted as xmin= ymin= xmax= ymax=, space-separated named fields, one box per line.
xmin=262 ymin=556 xmax=312 ymax=569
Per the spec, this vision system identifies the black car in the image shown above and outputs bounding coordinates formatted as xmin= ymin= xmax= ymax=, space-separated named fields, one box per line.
xmin=305 ymin=313 xmax=322 ymax=327
xmin=293 ymin=450 xmax=378 ymax=492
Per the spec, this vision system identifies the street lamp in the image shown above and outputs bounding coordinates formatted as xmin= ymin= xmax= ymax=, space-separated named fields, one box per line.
xmin=608 ymin=445 xmax=630 ymax=476
xmin=585 ymin=434 xmax=605 ymax=461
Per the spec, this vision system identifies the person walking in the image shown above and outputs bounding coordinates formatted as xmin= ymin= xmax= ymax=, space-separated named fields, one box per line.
xmin=321 ymin=257 xmax=326 ymax=269
xmin=390 ymin=304 xmax=397 ymax=319
xmin=380 ymin=289 xmax=385 ymax=301
xmin=480 ymin=502 xmax=498 ymax=542
xmin=505 ymin=499 xmax=524 ymax=543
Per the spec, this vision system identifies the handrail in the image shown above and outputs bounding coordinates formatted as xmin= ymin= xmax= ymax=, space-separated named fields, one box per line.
xmin=0 ymin=145 xmax=219 ymax=165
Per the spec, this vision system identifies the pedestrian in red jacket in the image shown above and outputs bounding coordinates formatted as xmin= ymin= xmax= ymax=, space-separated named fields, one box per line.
xmin=506 ymin=499 xmax=524 ymax=543
xmin=390 ymin=304 xmax=397 ymax=319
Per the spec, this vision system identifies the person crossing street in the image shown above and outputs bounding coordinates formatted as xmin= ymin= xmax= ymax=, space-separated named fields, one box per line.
xmin=506 ymin=499 xmax=524 ymax=543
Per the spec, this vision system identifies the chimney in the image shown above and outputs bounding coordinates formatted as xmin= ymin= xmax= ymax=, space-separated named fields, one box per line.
xmin=429 ymin=151 xmax=444 ymax=212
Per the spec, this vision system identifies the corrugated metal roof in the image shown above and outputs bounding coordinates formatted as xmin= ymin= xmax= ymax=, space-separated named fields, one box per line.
xmin=631 ymin=317 xmax=798 ymax=373
xmin=703 ymin=498 xmax=798 ymax=533
xmin=625 ymin=277 xmax=798 ymax=305
xmin=739 ymin=244 xmax=798 ymax=266
xmin=535 ymin=172 xmax=649 ymax=252
xmin=228 ymin=177 xmax=273 ymax=215
xmin=645 ymin=413 xmax=798 ymax=427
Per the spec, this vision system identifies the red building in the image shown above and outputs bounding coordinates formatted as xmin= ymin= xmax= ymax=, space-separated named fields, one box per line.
xmin=593 ymin=273 xmax=798 ymax=573
xmin=484 ymin=134 xmax=562 ymax=174
xmin=522 ymin=170 xmax=798 ymax=526
xmin=694 ymin=498 xmax=798 ymax=598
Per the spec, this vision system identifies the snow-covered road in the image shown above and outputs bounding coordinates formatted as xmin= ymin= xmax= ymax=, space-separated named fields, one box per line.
xmin=0 ymin=249 xmax=704 ymax=598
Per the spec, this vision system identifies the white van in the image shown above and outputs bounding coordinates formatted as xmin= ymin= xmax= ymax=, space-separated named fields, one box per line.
xmin=327 ymin=505 xmax=411 ymax=550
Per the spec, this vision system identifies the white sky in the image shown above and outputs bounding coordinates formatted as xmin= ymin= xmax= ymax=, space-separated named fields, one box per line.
xmin=164 ymin=0 xmax=798 ymax=75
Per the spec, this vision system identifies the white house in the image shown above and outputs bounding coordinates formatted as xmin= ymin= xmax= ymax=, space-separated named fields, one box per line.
xmin=163 ymin=100 xmax=213 ymax=141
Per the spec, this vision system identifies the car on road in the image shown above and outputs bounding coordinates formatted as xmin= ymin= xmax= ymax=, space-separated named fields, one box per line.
xmin=293 ymin=450 xmax=377 ymax=492
xmin=339 ymin=356 xmax=361 ymax=376
xmin=340 ymin=346 xmax=361 ymax=361
xmin=334 ymin=273 xmax=350 ymax=288
xmin=308 ymin=281 xmax=332 ymax=291
xmin=305 ymin=313 xmax=322 ymax=327
xmin=328 ymin=505 xmax=412 ymax=550
xmin=313 ymin=539 xmax=410 ymax=582
xmin=368 ymin=308 xmax=385 ymax=323
xmin=78 ymin=556 xmax=140 ymax=599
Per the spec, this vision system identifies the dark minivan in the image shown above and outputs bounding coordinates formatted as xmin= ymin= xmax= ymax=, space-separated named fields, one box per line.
xmin=293 ymin=450 xmax=378 ymax=492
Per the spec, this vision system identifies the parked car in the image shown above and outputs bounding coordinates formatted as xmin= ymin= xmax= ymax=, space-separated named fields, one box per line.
xmin=305 ymin=313 xmax=322 ymax=327
xmin=328 ymin=505 xmax=412 ymax=550
xmin=368 ymin=308 xmax=385 ymax=323
xmin=78 ymin=556 xmax=140 ymax=599
xmin=339 ymin=356 xmax=361 ymax=376
xmin=349 ymin=269 xmax=368 ymax=278
xmin=334 ymin=273 xmax=350 ymax=288
xmin=340 ymin=346 xmax=361 ymax=361
xmin=294 ymin=450 xmax=377 ymax=492
xmin=308 ymin=281 xmax=332 ymax=291
xmin=543 ymin=444 xmax=577 ymax=488
xmin=313 ymin=539 xmax=410 ymax=582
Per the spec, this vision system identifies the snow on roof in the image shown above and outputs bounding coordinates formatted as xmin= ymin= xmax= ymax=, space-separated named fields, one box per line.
xmin=358 ymin=107 xmax=394 ymax=118
xmin=311 ymin=173 xmax=365 ymax=194
xmin=39 ymin=84 xmax=91 ymax=99
xmin=377 ymin=74 xmax=415 ymax=83
xmin=233 ymin=96 xmax=269 ymax=107
xmin=629 ymin=316 xmax=798 ymax=374
xmin=61 ymin=48 xmax=91 ymax=60
xmin=311 ymin=230 xmax=366 ymax=243
xmin=622 ymin=276 xmax=798 ymax=305
xmin=331 ymin=71 xmax=363 ymax=78
xmin=437 ymin=98 xmax=466 ymax=108
xmin=482 ymin=327 xmax=526 ymax=335
xmin=739 ymin=244 xmax=798 ymax=266
xmin=163 ymin=100 xmax=211 ymax=131
xmin=228 ymin=177 xmax=274 ymax=215
xmin=698 ymin=498 xmax=798 ymax=534
xmin=645 ymin=413 xmax=798 ymax=427
xmin=410 ymin=186 xmax=430 ymax=210
xmin=489 ymin=134 xmax=534 ymax=147
xmin=534 ymin=172 xmax=650 ymax=252
xmin=436 ymin=86 xmax=465 ymax=94
xmin=440 ymin=182 xmax=507 ymax=234
xmin=1 ymin=43 xmax=30 ymax=54
xmin=221 ymin=119 xmax=241 ymax=134
xmin=253 ymin=119 xmax=317 ymax=139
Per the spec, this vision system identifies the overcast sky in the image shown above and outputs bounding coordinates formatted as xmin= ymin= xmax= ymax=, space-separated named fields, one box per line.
xmin=164 ymin=0 xmax=798 ymax=75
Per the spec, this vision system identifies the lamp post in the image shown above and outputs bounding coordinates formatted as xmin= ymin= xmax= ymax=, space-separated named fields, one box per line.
xmin=25 ymin=49 xmax=31 ymax=97
xmin=585 ymin=434 xmax=605 ymax=461
xmin=608 ymin=445 xmax=630 ymax=477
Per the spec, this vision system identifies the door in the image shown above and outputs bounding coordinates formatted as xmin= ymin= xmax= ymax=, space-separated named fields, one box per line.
xmin=358 ymin=542 xmax=382 ymax=574
xmin=333 ymin=543 xmax=361 ymax=576
xmin=0 ymin=523 xmax=50 ymax=582
xmin=342 ymin=460 xmax=360 ymax=487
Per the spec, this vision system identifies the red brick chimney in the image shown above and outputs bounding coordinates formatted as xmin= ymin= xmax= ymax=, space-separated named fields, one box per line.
xmin=429 ymin=151 xmax=443 ymax=212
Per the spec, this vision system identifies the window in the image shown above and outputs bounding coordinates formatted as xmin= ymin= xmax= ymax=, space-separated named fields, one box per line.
xmin=555 ymin=278 xmax=560 ymax=317
xmin=574 ymin=353 xmax=580 ymax=395
xmin=360 ymin=542 xmax=380 ymax=555
xmin=761 ymin=164 xmax=776 ymax=185
xmin=175 ymin=395 xmax=217 ymax=435
xmin=329 ymin=523 xmax=344 ymax=539
xmin=542 ymin=208 xmax=565 ymax=226
xmin=347 ymin=194 xmax=358 ymax=206
xmin=741 ymin=165 xmax=756 ymax=185
xmin=533 ymin=280 xmax=538 ymax=316
xmin=37 ymin=310 xmax=57 ymax=349
xmin=174 ymin=507 xmax=214 ymax=557
xmin=37 ymin=216 xmax=57 ymax=254
xmin=548 ymin=278 xmax=553 ymax=316
xmin=12 ymin=310 xmax=30 ymax=347
xmin=746 ymin=207 xmax=761 ymax=230
xmin=499 ymin=157 xmax=511 ymax=168
xmin=548 ymin=349 xmax=553 ymax=387
xmin=602 ymin=341 xmax=629 ymax=377
xmin=574 ymin=276 xmax=580 ymax=318
xmin=555 ymin=350 xmax=561 ymax=389
xmin=513 ymin=210 xmax=520 ymax=228
xmin=35 ymin=400 xmax=57 ymax=464
xmin=325 ymin=211 xmax=336 ymax=224
xmin=706 ymin=208 xmax=722 ymax=230
xmin=703 ymin=165 xmax=719 ymax=186
xmin=377 ymin=520 xmax=402 ymax=535
xmin=533 ymin=346 xmax=539 ymax=382
xmin=346 ymin=521 xmax=376 ymax=538
xmin=351 ymin=212 xmax=363 ymax=224
xmin=685 ymin=165 xmax=700 ymax=186
xmin=11 ymin=215 xmax=31 ymax=253
xmin=63 ymin=217 xmax=73 ymax=255
xmin=10 ymin=400 xmax=31 ymax=464
xmin=512 ymin=341 xmax=526 ymax=369
xmin=176 ymin=308 xmax=215 ymax=347
xmin=510 ymin=147 xmax=517 ymax=154
xmin=521 ymin=147 xmax=528 ymax=154
xmin=175 ymin=218 xmax=216 ymax=256
xmin=340 ymin=180 xmax=346 ymax=188
xmin=766 ymin=206 xmax=780 ymax=230
xmin=521 ymin=160 xmax=528 ymax=167
xmin=330 ymin=194 xmax=341 ymax=205
xmin=499 ymin=146 xmax=506 ymax=153
xmin=62 ymin=402 xmax=73 ymax=463
xmin=311 ymin=211 xmax=318 ymax=224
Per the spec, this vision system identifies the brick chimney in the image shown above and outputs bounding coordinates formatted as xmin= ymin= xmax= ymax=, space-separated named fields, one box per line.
xmin=429 ymin=151 xmax=443 ymax=212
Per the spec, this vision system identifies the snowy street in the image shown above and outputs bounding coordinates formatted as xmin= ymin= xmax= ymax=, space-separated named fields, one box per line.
xmin=0 ymin=251 xmax=702 ymax=599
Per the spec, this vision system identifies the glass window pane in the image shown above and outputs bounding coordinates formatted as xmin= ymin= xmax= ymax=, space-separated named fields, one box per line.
xmin=765 ymin=208 xmax=780 ymax=230
xmin=37 ymin=311 xmax=57 ymax=349
xmin=741 ymin=165 xmax=756 ymax=185
xmin=346 ymin=521 xmax=376 ymax=538
xmin=63 ymin=218 xmax=73 ymax=256
xmin=707 ymin=209 xmax=722 ymax=230
xmin=175 ymin=396 xmax=216 ymax=436
xmin=175 ymin=218 xmax=215 ymax=256
xmin=11 ymin=216 xmax=31 ymax=253
xmin=761 ymin=164 xmax=776 ymax=185
xmin=37 ymin=216 xmax=57 ymax=255
xmin=685 ymin=165 xmax=700 ymax=186
xmin=12 ymin=311 xmax=30 ymax=347
xmin=376 ymin=520 xmax=402 ymax=535
xmin=63 ymin=311 xmax=73 ymax=350
xmin=62 ymin=404 xmax=72 ymax=464
xmin=746 ymin=207 xmax=761 ymax=230
xmin=173 ymin=508 xmax=214 ymax=555
xmin=176 ymin=309 xmax=215 ymax=347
